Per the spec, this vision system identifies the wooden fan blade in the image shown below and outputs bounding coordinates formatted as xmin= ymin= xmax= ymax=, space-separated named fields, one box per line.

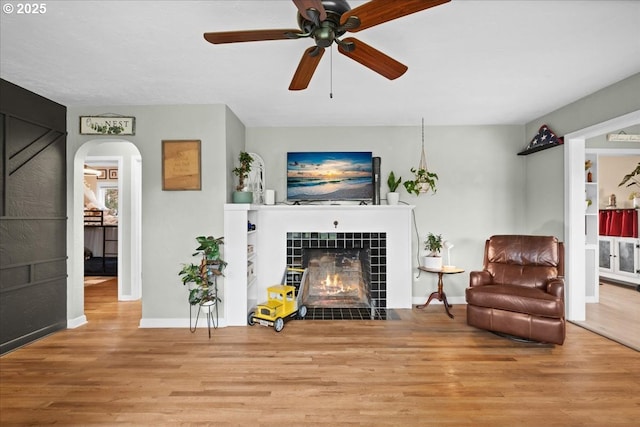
xmin=204 ymin=29 xmax=303 ymax=44
xmin=289 ymin=47 xmax=325 ymax=90
xmin=292 ymin=0 xmax=327 ymax=22
xmin=340 ymin=0 xmax=450 ymax=32
xmin=338 ymin=37 xmax=407 ymax=80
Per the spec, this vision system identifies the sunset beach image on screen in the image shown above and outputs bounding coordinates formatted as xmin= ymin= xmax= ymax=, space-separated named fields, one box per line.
xmin=287 ymin=152 xmax=373 ymax=201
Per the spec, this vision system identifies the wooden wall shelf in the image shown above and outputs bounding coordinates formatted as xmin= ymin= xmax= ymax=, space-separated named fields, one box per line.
xmin=517 ymin=141 xmax=563 ymax=156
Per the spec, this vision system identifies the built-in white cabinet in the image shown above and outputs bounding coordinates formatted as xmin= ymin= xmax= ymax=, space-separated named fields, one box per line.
xmin=584 ymin=152 xmax=599 ymax=301
xmin=599 ymin=236 xmax=640 ymax=284
xmin=223 ymin=203 xmax=259 ymax=326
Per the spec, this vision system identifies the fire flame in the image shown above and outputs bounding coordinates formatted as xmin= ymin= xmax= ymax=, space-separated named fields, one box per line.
xmin=320 ymin=273 xmax=355 ymax=295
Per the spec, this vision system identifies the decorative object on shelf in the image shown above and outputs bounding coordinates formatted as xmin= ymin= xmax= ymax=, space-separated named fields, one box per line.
xmin=443 ymin=240 xmax=455 ymax=270
xmin=518 ymin=124 xmax=564 ymax=156
xmin=178 ymin=235 xmax=227 ymax=338
xmin=585 ymin=159 xmax=593 ymax=182
xmin=618 ymin=162 xmax=640 ymax=205
xmin=586 ymin=198 xmax=592 ymax=211
xmin=421 ymin=232 xmax=443 ymax=269
xmin=264 ymin=189 xmax=275 ymax=205
xmin=607 ymin=194 xmax=617 ymax=208
xmin=162 ymin=140 xmax=201 ymax=191
xmin=247 ymin=152 xmax=265 ymax=204
xmin=403 ymin=118 xmax=438 ymax=196
xmin=386 ymin=171 xmax=401 ymax=205
xmin=232 ymin=151 xmax=254 ymax=203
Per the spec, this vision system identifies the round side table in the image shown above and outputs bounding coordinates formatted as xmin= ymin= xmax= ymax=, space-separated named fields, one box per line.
xmin=416 ymin=267 xmax=464 ymax=318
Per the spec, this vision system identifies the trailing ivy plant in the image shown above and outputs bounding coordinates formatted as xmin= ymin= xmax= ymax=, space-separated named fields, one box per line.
xmin=403 ymin=167 xmax=438 ymax=196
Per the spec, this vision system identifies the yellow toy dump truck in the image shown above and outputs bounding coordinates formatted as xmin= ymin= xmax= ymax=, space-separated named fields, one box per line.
xmin=248 ymin=269 xmax=308 ymax=332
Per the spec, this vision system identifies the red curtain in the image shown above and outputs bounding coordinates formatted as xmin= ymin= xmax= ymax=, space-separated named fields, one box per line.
xmin=600 ymin=209 xmax=638 ymax=237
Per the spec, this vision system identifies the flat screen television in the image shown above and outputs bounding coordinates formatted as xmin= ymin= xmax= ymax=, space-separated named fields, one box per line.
xmin=287 ymin=151 xmax=373 ymax=202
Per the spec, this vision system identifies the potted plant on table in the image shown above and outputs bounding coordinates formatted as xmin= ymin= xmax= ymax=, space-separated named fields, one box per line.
xmin=179 ymin=235 xmax=227 ymax=313
xmin=232 ymin=151 xmax=254 ymax=203
xmin=422 ymin=232 xmax=443 ymax=269
xmin=404 ymin=167 xmax=438 ymax=196
xmin=387 ymin=171 xmax=402 ymax=205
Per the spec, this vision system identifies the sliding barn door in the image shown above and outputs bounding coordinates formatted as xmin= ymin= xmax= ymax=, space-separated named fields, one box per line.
xmin=0 ymin=79 xmax=67 ymax=354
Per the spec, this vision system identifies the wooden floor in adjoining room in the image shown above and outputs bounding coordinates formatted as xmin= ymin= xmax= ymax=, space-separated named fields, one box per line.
xmin=572 ymin=281 xmax=640 ymax=351
xmin=1 ymin=279 xmax=639 ymax=426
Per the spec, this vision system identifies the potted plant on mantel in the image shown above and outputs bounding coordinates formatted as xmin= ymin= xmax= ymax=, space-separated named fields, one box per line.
xmin=179 ymin=235 xmax=227 ymax=316
xmin=232 ymin=151 xmax=254 ymax=203
xmin=404 ymin=167 xmax=438 ymax=196
xmin=387 ymin=171 xmax=402 ymax=205
xmin=618 ymin=162 xmax=640 ymax=208
xmin=422 ymin=232 xmax=443 ymax=270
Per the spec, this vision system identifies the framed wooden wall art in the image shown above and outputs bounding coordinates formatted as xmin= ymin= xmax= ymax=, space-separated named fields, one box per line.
xmin=162 ymin=140 xmax=202 ymax=191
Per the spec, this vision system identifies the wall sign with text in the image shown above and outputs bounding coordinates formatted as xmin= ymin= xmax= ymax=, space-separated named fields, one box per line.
xmin=80 ymin=116 xmax=136 ymax=135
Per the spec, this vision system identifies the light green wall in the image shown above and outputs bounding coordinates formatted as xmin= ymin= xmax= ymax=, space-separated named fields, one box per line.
xmin=246 ymin=125 xmax=526 ymax=300
xmin=66 ymin=105 xmax=242 ymax=322
xmin=523 ymin=73 xmax=640 ymax=238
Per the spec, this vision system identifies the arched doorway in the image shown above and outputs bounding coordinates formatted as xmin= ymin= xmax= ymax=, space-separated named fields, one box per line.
xmin=71 ymin=140 xmax=142 ymax=323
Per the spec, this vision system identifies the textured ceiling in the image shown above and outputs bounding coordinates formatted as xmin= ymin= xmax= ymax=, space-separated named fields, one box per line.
xmin=1 ymin=0 xmax=639 ymax=127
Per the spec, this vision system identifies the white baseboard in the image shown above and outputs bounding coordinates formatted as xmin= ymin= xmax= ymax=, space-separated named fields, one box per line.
xmin=67 ymin=315 xmax=87 ymax=329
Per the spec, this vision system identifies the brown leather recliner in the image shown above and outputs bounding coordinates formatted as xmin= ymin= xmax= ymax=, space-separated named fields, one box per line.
xmin=465 ymin=235 xmax=565 ymax=345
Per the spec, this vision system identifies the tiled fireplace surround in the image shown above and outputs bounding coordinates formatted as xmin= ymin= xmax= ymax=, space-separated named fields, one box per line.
xmin=287 ymin=231 xmax=385 ymax=306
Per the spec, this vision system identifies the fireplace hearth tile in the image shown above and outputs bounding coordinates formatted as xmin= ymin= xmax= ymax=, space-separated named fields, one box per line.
xmin=304 ymin=307 xmax=399 ymax=320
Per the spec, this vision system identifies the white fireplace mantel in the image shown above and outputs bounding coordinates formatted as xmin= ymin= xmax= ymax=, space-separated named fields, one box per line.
xmin=223 ymin=204 xmax=414 ymax=326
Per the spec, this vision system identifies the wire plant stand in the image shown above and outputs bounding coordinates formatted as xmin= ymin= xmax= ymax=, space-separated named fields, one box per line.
xmin=189 ymin=273 xmax=220 ymax=338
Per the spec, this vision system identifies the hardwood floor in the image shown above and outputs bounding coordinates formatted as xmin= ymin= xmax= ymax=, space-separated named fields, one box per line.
xmin=1 ymin=279 xmax=639 ymax=426
xmin=572 ymin=281 xmax=640 ymax=351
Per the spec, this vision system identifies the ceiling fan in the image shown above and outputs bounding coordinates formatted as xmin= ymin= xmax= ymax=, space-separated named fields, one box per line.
xmin=203 ymin=0 xmax=450 ymax=90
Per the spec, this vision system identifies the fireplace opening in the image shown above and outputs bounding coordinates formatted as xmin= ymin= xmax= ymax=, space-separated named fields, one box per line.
xmin=301 ymin=248 xmax=371 ymax=309
xmin=285 ymin=232 xmax=397 ymax=320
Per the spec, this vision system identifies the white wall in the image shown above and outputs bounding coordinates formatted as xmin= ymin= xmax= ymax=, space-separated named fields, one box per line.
xmin=66 ymin=105 xmax=242 ymax=325
xmin=246 ymin=125 xmax=526 ymax=301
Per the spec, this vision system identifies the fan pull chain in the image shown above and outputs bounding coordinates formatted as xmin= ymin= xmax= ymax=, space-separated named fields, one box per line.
xmin=329 ymin=47 xmax=333 ymax=99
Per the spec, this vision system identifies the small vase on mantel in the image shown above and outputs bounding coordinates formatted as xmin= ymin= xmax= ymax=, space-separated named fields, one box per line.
xmin=387 ymin=192 xmax=400 ymax=205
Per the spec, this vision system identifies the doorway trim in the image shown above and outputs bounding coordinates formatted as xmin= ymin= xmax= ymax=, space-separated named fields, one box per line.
xmin=564 ymin=109 xmax=640 ymax=321
xmin=68 ymin=139 xmax=142 ymax=328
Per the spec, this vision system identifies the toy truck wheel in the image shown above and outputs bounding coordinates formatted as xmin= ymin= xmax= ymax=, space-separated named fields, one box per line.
xmin=247 ymin=311 xmax=255 ymax=326
xmin=274 ymin=317 xmax=284 ymax=332
xmin=298 ymin=305 xmax=307 ymax=319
